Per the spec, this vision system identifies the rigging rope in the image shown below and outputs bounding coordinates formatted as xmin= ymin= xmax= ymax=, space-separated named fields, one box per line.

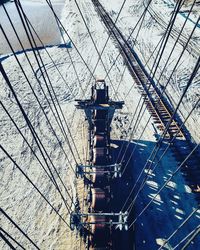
xmin=86 ymin=0 xmax=128 ymax=90
xmin=158 ymin=206 xmax=200 ymax=249
xmin=121 ymin=16 xmax=200 ymax=181
xmin=0 ymin=61 xmax=74 ymax=208
xmin=114 ymin=0 xmax=183 ymax=165
xmin=119 ymin=43 xmax=200 ymax=213
xmin=0 ymin=22 xmax=75 ymax=175
xmin=140 ymin=0 xmax=184 ymax=87
xmin=0 ymin=1 xmax=199 ymax=247
xmin=0 ymin=25 xmax=74 ymax=203
xmin=123 ymin=55 xmax=200 ymax=214
xmin=117 ymin=7 xmax=199 ymax=172
xmin=115 ymin=34 xmax=171 ymax=163
xmin=104 ymin=0 xmax=153 ymax=80
xmin=123 ymin=0 xmax=198 ymax=132
xmin=0 ymin=100 xmax=72 ymax=212
xmin=48 ymin=0 xmax=84 ymax=95
xmin=16 ymin=0 xmax=81 ymax=165
xmin=0 ymin=226 xmax=25 ymax=250
xmin=121 ymin=94 xmax=200 ymax=212
xmin=173 ymin=225 xmax=200 ymax=250
xmin=0 ymin=208 xmax=40 ymax=249
xmin=131 ymin=52 xmax=200 ymax=198
xmin=0 ymin=146 xmax=71 ymax=229
xmin=9 ymin=3 xmax=74 ymax=157
xmin=156 ymin=0 xmax=197 ymax=86
xmin=112 ymin=0 xmax=153 ymax=95
xmin=180 ymin=226 xmax=200 ymax=250
xmin=128 ymin=144 xmax=199 ymax=229
xmin=45 ymin=0 xmax=97 ymax=146
xmin=74 ymin=0 xmax=119 ymax=99
xmin=0 ymin=231 xmax=16 ymax=250
xmin=2 ymin=3 xmax=73 ymax=97
xmin=45 ymin=0 xmax=96 ymax=83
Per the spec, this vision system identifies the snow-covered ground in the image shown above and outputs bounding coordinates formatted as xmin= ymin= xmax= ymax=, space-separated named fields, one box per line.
xmin=101 ymin=0 xmax=200 ymax=143
xmin=0 ymin=0 xmax=200 ymax=249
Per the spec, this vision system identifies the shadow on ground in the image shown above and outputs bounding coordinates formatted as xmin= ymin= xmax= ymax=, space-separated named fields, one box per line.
xmin=110 ymin=139 xmax=200 ymax=250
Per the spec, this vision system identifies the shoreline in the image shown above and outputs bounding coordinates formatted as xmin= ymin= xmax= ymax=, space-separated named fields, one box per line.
xmin=0 ymin=42 xmax=71 ymax=62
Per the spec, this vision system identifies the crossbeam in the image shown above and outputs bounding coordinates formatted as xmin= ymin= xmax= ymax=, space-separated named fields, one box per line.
xmin=70 ymin=211 xmax=128 ymax=231
xmin=76 ymin=163 xmax=122 ymax=178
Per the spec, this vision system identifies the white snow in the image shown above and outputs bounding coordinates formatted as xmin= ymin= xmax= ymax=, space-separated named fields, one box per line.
xmin=0 ymin=0 xmax=200 ymax=249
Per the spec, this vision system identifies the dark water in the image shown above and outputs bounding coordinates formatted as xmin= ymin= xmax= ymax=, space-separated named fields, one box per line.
xmin=0 ymin=0 xmax=10 ymax=5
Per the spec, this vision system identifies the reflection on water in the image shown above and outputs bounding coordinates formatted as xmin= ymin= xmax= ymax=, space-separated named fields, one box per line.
xmin=0 ymin=0 xmax=65 ymax=54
